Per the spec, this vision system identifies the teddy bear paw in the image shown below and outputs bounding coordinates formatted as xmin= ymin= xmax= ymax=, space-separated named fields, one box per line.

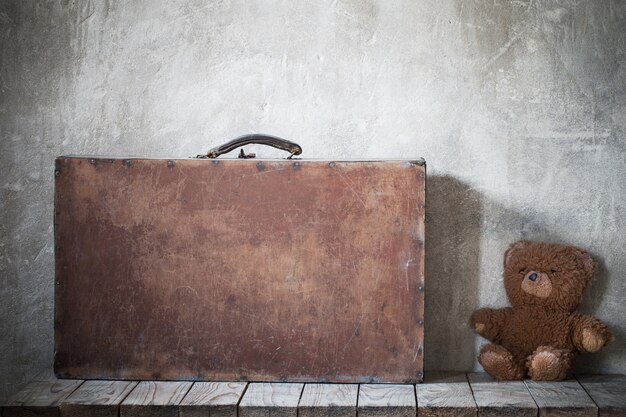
xmin=581 ymin=328 xmax=608 ymax=353
xmin=527 ymin=347 xmax=573 ymax=381
xmin=471 ymin=308 xmax=497 ymax=339
xmin=479 ymin=344 xmax=524 ymax=380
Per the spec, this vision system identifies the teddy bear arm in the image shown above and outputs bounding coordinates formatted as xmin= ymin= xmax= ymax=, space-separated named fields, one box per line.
xmin=571 ymin=314 xmax=613 ymax=353
xmin=471 ymin=307 xmax=511 ymax=342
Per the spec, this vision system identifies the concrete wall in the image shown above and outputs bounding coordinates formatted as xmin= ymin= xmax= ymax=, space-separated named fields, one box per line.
xmin=1 ymin=0 xmax=624 ymax=401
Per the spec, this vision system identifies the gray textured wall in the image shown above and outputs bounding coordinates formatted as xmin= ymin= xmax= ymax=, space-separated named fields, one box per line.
xmin=1 ymin=0 xmax=625 ymax=401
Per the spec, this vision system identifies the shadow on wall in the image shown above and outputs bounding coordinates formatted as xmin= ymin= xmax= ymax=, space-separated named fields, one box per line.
xmin=424 ymin=175 xmax=481 ymax=371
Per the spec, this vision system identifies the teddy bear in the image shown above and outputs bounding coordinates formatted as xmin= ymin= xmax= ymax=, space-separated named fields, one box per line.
xmin=471 ymin=240 xmax=613 ymax=380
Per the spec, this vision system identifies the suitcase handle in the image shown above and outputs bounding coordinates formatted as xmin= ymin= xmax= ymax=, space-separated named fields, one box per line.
xmin=197 ymin=134 xmax=303 ymax=159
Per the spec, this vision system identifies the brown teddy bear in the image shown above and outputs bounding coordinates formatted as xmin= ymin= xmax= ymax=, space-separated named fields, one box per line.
xmin=471 ymin=240 xmax=613 ymax=380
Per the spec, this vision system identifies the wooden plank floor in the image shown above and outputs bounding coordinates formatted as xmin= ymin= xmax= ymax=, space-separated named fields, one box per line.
xmin=576 ymin=375 xmax=626 ymax=417
xmin=525 ymin=379 xmax=597 ymax=417
xmin=2 ymin=372 xmax=625 ymax=417
xmin=238 ymin=382 xmax=303 ymax=417
xmin=58 ymin=380 xmax=138 ymax=417
xmin=299 ymin=383 xmax=358 ymax=417
xmin=468 ymin=372 xmax=537 ymax=417
xmin=416 ymin=371 xmax=476 ymax=417
xmin=179 ymin=381 xmax=247 ymax=417
xmin=358 ymin=384 xmax=416 ymax=417
xmin=120 ymin=381 xmax=193 ymax=417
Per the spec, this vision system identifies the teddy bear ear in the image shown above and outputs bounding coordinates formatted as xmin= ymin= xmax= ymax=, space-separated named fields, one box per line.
xmin=504 ymin=240 xmax=530 ymax=267
xmin=573 ymin=248 xmax=596 ymax=277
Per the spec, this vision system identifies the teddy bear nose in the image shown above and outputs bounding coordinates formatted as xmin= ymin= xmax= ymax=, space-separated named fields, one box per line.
xmin=529 ymin=272 xmax=538 ymax=282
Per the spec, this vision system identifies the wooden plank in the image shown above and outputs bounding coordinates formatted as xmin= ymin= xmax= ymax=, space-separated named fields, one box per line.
xmin=576 ymin=374 xmax=626 ymax=416
xmin=178 ymin=382 xmax=247 ymax=417
xmin=467 ymin=373 xmax=537 ymax=417
xmin=238 ymin=383 xmax=303 ymax=417
xmin=524 ymin=379 xmax=596 ymax=417
xmin=298 ymin=384 xmax=358 ymax=417
xmin=60 ymin=380 xmax=137 ymax=417
xmin=357 ymin=384 xmax=416 ymax=417
xmin=120 ymin=381 xmax=192 ymax=417
xmin=3 ymin=379 xmax=83 ymax=417
xmin=416 ymin=372 xmax=476 ymax=417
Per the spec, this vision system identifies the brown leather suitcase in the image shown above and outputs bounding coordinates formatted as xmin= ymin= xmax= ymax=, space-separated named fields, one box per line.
xmin=54 ymin=136 xmax=426 ymax=383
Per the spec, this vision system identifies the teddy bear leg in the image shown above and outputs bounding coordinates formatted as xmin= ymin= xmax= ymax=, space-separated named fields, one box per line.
xmin=478 ymin=344 xmax=525 ymax=380
xmin=526 ymin=346 xmax=575 ymax=381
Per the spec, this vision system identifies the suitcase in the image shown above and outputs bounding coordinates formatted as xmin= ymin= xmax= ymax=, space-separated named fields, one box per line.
xmin=54 ymin=136 xmax=426 ymax=383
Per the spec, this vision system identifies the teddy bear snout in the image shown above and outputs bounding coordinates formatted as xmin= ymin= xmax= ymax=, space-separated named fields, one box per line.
xmin=521 ymin=270 xmax=552 ymax=298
